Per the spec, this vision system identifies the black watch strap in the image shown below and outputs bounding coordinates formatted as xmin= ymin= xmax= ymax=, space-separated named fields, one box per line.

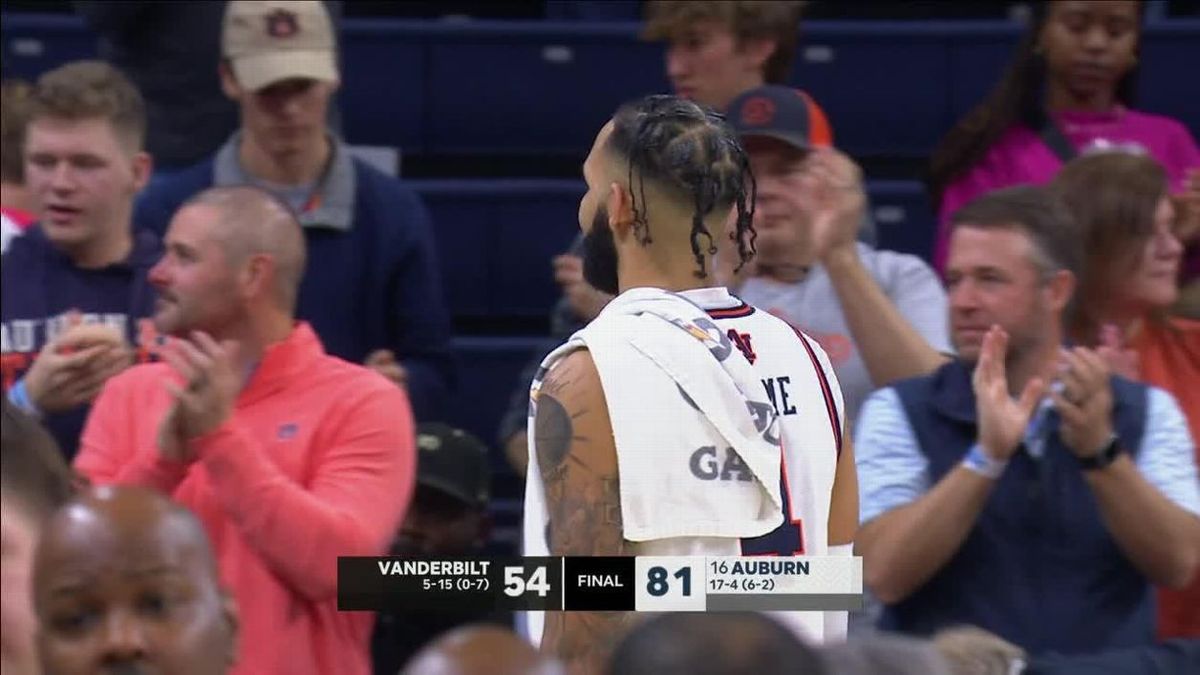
xmin=1078 ymin=435 xmax=1123 ymax=472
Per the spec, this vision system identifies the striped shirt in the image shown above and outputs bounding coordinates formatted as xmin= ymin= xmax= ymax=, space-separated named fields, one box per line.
xmin=856 ymin=386 xmax=1200 ymax=525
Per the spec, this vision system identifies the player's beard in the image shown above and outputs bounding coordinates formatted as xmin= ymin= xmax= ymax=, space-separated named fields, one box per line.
xmin=581 ymin=204 xmax=621 ymax=296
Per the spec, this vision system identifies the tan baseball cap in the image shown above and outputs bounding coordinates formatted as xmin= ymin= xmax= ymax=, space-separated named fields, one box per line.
xmin=222 ymin=0 xmax=338 ymax=92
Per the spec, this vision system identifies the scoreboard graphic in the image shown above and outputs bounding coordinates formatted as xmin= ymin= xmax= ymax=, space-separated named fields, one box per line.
xmin=338 ymin=556 xmax=863 ymax=612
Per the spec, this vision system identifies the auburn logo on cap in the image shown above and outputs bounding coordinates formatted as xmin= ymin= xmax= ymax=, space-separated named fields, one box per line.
xmin=265 ymin=9 xmax=299 ymax=38
xmin=740 ymin=97 xmax=776 ymax=127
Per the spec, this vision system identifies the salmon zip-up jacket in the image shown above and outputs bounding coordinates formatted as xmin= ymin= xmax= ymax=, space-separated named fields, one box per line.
xmin=75 ymin=322 xmax=416 ymax=675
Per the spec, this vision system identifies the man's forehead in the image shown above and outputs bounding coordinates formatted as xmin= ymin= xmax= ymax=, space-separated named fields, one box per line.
xmin=583 ymin=121 xmax=616 ymax=177
xmin=26 ymin=117 xmax=124 ymax=150
xmin=47 ymin=492 xmax=194 ymax=547
xmin=1058 ymin=0 xmax=1139 ymax=19
xmin=40 ymin=511 xmax=199 ymax=579
xmin=166 ymin=203 xmax=223 ymax=244
xmin=589 ymin=121 xmax=615 ymax=157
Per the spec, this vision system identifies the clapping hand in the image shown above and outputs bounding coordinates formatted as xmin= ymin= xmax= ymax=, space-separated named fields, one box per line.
xmin=1050 ymin=346 xmax=1116 ymax=459
xmin=798 ymin=148 xmax=867 ymax=263
xmin=973 ymin=326 xmax=1046 ymax=461
xmin=159 ymin=332 xmax=243 ymax=450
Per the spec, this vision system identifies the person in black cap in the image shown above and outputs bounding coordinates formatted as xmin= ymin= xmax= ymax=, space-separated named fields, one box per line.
xmin=392 ymin=423 xmax=492 ymax=557
xmin=372 ymin=423 xmax=510 ymax=674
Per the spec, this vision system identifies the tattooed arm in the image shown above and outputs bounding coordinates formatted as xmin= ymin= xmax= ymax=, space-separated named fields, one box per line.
xmin=535 ymin=348 xmax=634 ymax=675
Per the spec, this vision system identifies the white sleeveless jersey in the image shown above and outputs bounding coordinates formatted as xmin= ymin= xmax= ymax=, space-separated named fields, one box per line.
xmin=522 ymin=287 xmax=845 ymax=645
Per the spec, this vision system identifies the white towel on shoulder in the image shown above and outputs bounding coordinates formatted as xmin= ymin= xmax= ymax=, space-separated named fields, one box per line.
xmin=528 ymin=287 xmax=784 ymax=542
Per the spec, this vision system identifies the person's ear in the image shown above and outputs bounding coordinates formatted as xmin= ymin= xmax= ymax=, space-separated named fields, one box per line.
xmin=607 ymin=181 xmax=635 ymax=240
xmin=131 ymin=151 xmax=153 ymax=194
xmin=1045 ymin=269 xmax=1077 ymax=313
xmin=218 ymin=61 xmax=242 ymax=101
xmin=240 ymin=254 xmax=275 ymax=302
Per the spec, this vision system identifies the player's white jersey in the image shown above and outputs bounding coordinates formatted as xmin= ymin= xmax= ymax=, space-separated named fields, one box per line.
xmin=522 ymin=286 xmax=844 ymax=644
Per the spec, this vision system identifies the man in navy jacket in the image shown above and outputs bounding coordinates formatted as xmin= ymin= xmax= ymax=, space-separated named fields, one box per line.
xmin=135 ymin=0 xmax=453 ymax=421
xmin=1 ymin=61 xmax=161 ymax=458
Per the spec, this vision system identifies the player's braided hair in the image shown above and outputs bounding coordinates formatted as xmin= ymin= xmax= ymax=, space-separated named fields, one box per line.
xmin=607 ymin=95 xmax=757 ymax=279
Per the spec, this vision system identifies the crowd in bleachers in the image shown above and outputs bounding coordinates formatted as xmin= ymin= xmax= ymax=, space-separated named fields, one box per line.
xmin=1 ymin=1 xmax=1198 ymax=674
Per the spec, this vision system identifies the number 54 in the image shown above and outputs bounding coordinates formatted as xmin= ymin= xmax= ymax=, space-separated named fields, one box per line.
xmin=504 ymin=566 xmax=551 ymax=597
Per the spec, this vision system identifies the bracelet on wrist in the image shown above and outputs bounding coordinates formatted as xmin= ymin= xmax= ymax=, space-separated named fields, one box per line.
xmin=8 ymin=380 xmax=43 ymax=419
xmin=961 ymin=443 xmax=1009 ymax=480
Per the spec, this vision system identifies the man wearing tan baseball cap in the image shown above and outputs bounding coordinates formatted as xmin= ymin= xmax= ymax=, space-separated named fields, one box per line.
xmin=222 ymin=0 xmax=339 ymax=92
xmin=135 ymin=0 xmax=455 ymax=441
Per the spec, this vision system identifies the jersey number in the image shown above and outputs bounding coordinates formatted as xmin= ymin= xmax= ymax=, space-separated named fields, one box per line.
xmin=740 ymin=460 xmax=805 ymax=556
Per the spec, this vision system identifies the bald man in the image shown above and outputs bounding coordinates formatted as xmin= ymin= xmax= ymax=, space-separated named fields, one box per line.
xmin=33 ymin=486 xmax=236 ymax=675
xmin=402 ymin=626 xmax=564 ymax=675
xmin=74 ymin=186 xmax=417 ymax=675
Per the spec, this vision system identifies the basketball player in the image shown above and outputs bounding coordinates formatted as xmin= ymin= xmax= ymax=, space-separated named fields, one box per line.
xmin=522 ymin=95 xmax=858 ymax=674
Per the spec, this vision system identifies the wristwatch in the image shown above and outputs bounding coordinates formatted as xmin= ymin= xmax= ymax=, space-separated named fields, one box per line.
xmin=1077 ymin=435 xmax=1123 ymax=472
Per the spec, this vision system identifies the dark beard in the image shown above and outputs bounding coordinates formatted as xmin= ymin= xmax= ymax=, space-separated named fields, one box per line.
xmin=581 ymin=204 xmax=621 ymax=296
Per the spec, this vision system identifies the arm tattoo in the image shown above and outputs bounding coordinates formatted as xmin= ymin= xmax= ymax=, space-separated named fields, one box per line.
xmin=534 ymin=394 xmax=572 ymax=482
xmin=534 ymin=357 xmax=636 ymax=673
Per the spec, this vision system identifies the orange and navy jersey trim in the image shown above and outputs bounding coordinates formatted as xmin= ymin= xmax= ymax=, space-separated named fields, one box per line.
xmin=706 ymin=302 xmax=755 ymax=319
xmin=792 ymin=326 xmax=843 ymax=456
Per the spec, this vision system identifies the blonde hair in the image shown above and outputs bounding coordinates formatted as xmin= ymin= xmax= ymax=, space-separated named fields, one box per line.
xmin=30 ymin=60 xmax=146 ymax=151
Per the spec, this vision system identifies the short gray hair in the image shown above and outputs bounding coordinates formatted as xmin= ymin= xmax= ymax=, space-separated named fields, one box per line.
xmin=950 ymin=185 xmax=1081 ymax=281
xmin=179 ymin=185 xmax=307 ymax=312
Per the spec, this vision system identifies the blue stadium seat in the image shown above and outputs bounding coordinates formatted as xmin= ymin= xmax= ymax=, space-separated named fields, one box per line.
xmin=411 ymin=179 xmax=583 ymax=319
xmin=869 ymin=180 xmax=937 ymax=262
xmin=446 ymin=334 xmax=546 ymax=458
xmin=339 ymin=22 xmax=426 ymax=152
xmin=946 ymin=24 xmax=1020 ymax=122
xmin=1138 ymin=20 xmax=1200 ymax=139
xmin=791 ymin=22 xmax=953 ymax=157
xmin=420 ymin=22 xmax=669 ymax=155
xmin=0 ymin=14 xmax=96 ymax=80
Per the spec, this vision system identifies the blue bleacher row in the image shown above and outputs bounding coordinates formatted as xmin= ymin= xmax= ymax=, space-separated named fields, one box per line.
xmin=3 ymin=15 xmax=1198 ymax=159
xmin=410 ymin=178 xmax=932 ymax=319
